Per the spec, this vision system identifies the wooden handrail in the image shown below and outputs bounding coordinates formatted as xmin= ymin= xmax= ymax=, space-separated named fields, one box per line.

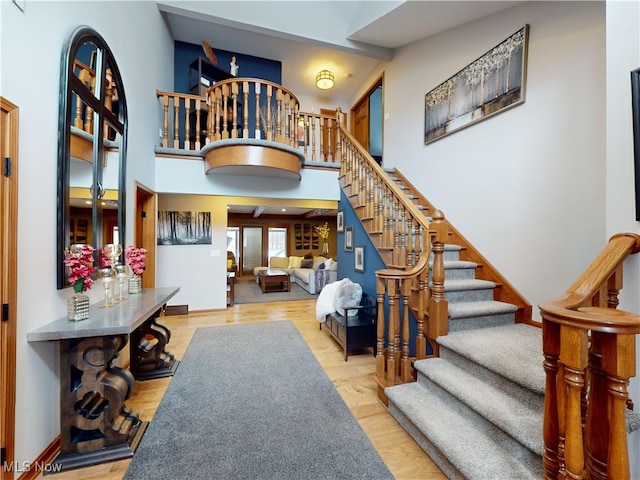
xmin=156 ymin=85 xmax=339 ymax=164
xmin=336 ymin=113 xmax=449 ymax=398
xmin=539 ymin=232 xmax=640 ymax=480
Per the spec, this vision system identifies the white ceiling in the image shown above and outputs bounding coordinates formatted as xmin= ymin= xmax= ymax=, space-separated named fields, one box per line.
xmin=157 ymin=0 xmax=523 ymax=216
xmin=158 ymin=1 xmax=523 ymax=101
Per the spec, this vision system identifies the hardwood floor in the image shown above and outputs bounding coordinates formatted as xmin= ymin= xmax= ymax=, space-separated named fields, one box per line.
xmin=39 ymin=299 xmax=446 ymax=480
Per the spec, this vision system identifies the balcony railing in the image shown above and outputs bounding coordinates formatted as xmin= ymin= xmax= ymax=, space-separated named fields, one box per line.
xmin=156 ymin=79 xmax=340 ymax=165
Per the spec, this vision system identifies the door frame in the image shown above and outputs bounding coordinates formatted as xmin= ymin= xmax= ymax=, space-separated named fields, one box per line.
xmin=350 ymin=73 xmax=384 ymax=164
xmin=133 ymin=182 xmax=156 ymax=288
xmin=1 ymin=96 xmax=18 ymax=479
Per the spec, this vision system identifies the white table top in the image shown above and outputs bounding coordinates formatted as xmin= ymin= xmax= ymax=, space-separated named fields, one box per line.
xmin=27 ymin=287 xmax=180 ymax=342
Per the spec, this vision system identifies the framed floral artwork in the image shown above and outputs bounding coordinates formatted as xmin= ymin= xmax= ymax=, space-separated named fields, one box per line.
xmin=337 ymin=211 xmax=344 ymax=232
xmin=354 ymin=246 xmax=364 ymax=272
xmin=344 ymin=226 xmax=353 ymax=251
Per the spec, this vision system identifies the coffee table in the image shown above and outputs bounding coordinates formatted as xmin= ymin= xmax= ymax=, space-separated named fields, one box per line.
xmin=257 ymin=269 xmax=290 ymax=293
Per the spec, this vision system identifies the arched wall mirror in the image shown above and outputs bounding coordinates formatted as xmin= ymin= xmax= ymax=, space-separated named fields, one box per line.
xmin=57 ymin=26 xmax=127 ymax=289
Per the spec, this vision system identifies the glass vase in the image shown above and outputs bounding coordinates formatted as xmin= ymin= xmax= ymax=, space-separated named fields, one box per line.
xmin=115 ymin=264 xmax=128 ymax=302
xmin=321 ymin=239 xmax=329 ymax=256
xmin=129 ymin=274 xmax=142 ymax=294
xmin=98 ymin=267 xmax=115 ymax=307
xmin=67 ymin=281 xmax=89 ymax=321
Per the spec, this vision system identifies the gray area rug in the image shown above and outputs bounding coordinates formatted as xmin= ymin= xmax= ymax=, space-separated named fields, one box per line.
xmin=124 ymin=321 xmax=393 ymax=480
xmin=234 ymin=279 xmax=315 ymax=304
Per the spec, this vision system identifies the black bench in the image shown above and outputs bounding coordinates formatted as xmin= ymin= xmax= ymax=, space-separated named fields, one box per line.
xmin=320 ymin=292 xmax=377 ymax=361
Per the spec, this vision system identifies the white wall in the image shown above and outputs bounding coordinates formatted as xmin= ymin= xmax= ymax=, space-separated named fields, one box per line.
xmin=606 ymin=1 xmax=640 ymax=477
xmin=360 ymin=1 xmax=607 ymax=321
xmin=1 ymin=0 xmax=174 ymax=467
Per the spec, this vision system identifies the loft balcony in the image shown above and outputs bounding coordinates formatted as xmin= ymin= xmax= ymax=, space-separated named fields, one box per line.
xmin=67 ymin=59 xmax=342 ymax=180
xmin=155 ymin=77 xmax=342 ymax=180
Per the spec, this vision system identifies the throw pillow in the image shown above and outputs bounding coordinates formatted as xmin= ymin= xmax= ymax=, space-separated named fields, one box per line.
xmin=303 ymin=251 xmax=314 ymax=260
xmin=270 ymin=256 xmax=289 ymax=269
xmin=324 ymin=258 xmax=334 ymax=270
xmin=300 ymin=258 xmax=313 ymax=268
xmin=313 ymin=256 xmax=328 ymax=268
xmin=227 ymin=259 xmax=233 ymax=269
xmin=287 ymin=256 xmax=303 ymax=269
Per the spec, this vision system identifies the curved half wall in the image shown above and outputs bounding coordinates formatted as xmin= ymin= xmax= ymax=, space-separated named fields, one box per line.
xmin=202 ymin=138 xmax=304 ymax=180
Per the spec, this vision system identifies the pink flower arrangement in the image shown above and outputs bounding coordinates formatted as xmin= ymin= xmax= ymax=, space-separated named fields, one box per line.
xmin=64 ymin=244 xmax=96 ymax=292
xmin=125 ymin=246 xmax=147 ymax=275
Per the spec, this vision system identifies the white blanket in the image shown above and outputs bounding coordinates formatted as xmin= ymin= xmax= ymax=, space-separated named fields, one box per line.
xmin=315 ymin=278 xmax=349 ymax=321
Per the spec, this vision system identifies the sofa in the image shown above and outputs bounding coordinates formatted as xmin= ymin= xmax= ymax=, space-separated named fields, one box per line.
xmin=253 ymin=254 xmax=337 ymax=294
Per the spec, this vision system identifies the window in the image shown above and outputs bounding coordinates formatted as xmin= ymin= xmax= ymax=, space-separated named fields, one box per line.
xmin=226 ymin=227 xmax=239 ymax=259
xmin=268 ymin=227 xmax=287 ymax=258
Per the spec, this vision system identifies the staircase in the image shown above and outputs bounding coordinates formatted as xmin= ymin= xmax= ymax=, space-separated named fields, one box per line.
xmin=335 ymin=120 xmax=640 ymax=478
xmin=340 ymin=154 xmax=545 ymax=476
xmin=385 ymin=241 xmax=545 ymax=479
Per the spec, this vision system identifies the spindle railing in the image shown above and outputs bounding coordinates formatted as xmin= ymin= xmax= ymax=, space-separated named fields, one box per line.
xmin=335 ymin=113 xmax=449 ymax=397
xmin=72 ymin=59 xmax=119 ymax=140
xmin=156 ymin=83 xmax=339 ymax=164
xmin=539 ymin=233 xmax=640 ymax=480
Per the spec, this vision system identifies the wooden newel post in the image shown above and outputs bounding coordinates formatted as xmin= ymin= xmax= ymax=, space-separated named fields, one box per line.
xmin=375 ymin=276 xmax=387 ymax=382
xmin=428 ymin=210 xmax=448 ymax=350
xmin=335 ymin=107 xmax=343 ymax=165
xmin=542 ymin=318 xmax=560 ymax=480
xmin=601 ymin=332 xmax=635 ymax=479
xmin=560 ymin=325 xmax=588 ymax=480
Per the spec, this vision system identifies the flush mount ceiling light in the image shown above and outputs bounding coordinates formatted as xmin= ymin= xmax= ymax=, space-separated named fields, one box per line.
xmin=316 ymin=70 xmax=335 ymax=90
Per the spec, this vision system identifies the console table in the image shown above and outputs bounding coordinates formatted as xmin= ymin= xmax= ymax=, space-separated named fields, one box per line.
xmin=27 ymin=287 xmax=179 ymax=472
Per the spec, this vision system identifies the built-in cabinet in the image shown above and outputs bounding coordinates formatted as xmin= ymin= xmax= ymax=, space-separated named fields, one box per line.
xmin=188 ymin=57 xmax=232 ymax=96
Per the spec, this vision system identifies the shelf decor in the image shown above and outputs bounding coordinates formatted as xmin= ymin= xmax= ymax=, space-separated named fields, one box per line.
xmin=125 ymin=245 xmax=147 ymax=294
xmin=425 ymin=25 xmax=529 ymax=145
xmin=314 ymin=222 xmax=331 ymax=255
xmin=63 ymin=244 xmax=96 ymax=321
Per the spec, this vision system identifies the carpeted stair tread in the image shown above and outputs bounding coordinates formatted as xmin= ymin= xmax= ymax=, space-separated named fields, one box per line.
xmin=414 ymin=357 xmax=543 ymax=455
xmin=386 ymin=382 xmax=542 ymax=479
xmin=440 ymin=260 xmax=477 ymax=269
xmin=447 ymin=300 xmax=517 ymax=318
xmin=442 ymin=278 xmax=497 ymax=291
xmin=438 ymin=324 xmax=545 ymax=395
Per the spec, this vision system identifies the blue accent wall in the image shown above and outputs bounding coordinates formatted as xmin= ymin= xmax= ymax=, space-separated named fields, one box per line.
xmin=174 ymin=40 xmax=282 ymax=94
xmin=336 ymin=190 xmax=384 ymax=300
xmin=337 ymin=190 xmax=428 ymax=357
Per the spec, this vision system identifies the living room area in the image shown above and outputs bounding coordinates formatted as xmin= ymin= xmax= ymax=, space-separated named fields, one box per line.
xmin=226 ymin=204 xmax=339 ymax=304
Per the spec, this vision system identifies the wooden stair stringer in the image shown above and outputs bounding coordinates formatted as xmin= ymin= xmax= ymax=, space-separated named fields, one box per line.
xmin=389 ymin=168 xmax=533 ymax=324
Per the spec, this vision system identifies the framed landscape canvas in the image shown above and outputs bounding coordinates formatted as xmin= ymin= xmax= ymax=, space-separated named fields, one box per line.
xmin=157 ymin=211 xmax=211 ymax=245
xmin=425 ymin=25 xmax=529 ymax=145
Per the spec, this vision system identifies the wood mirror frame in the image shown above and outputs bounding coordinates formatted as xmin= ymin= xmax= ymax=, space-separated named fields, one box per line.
xmin=57 ymin=26 xmax=127 ymax=289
